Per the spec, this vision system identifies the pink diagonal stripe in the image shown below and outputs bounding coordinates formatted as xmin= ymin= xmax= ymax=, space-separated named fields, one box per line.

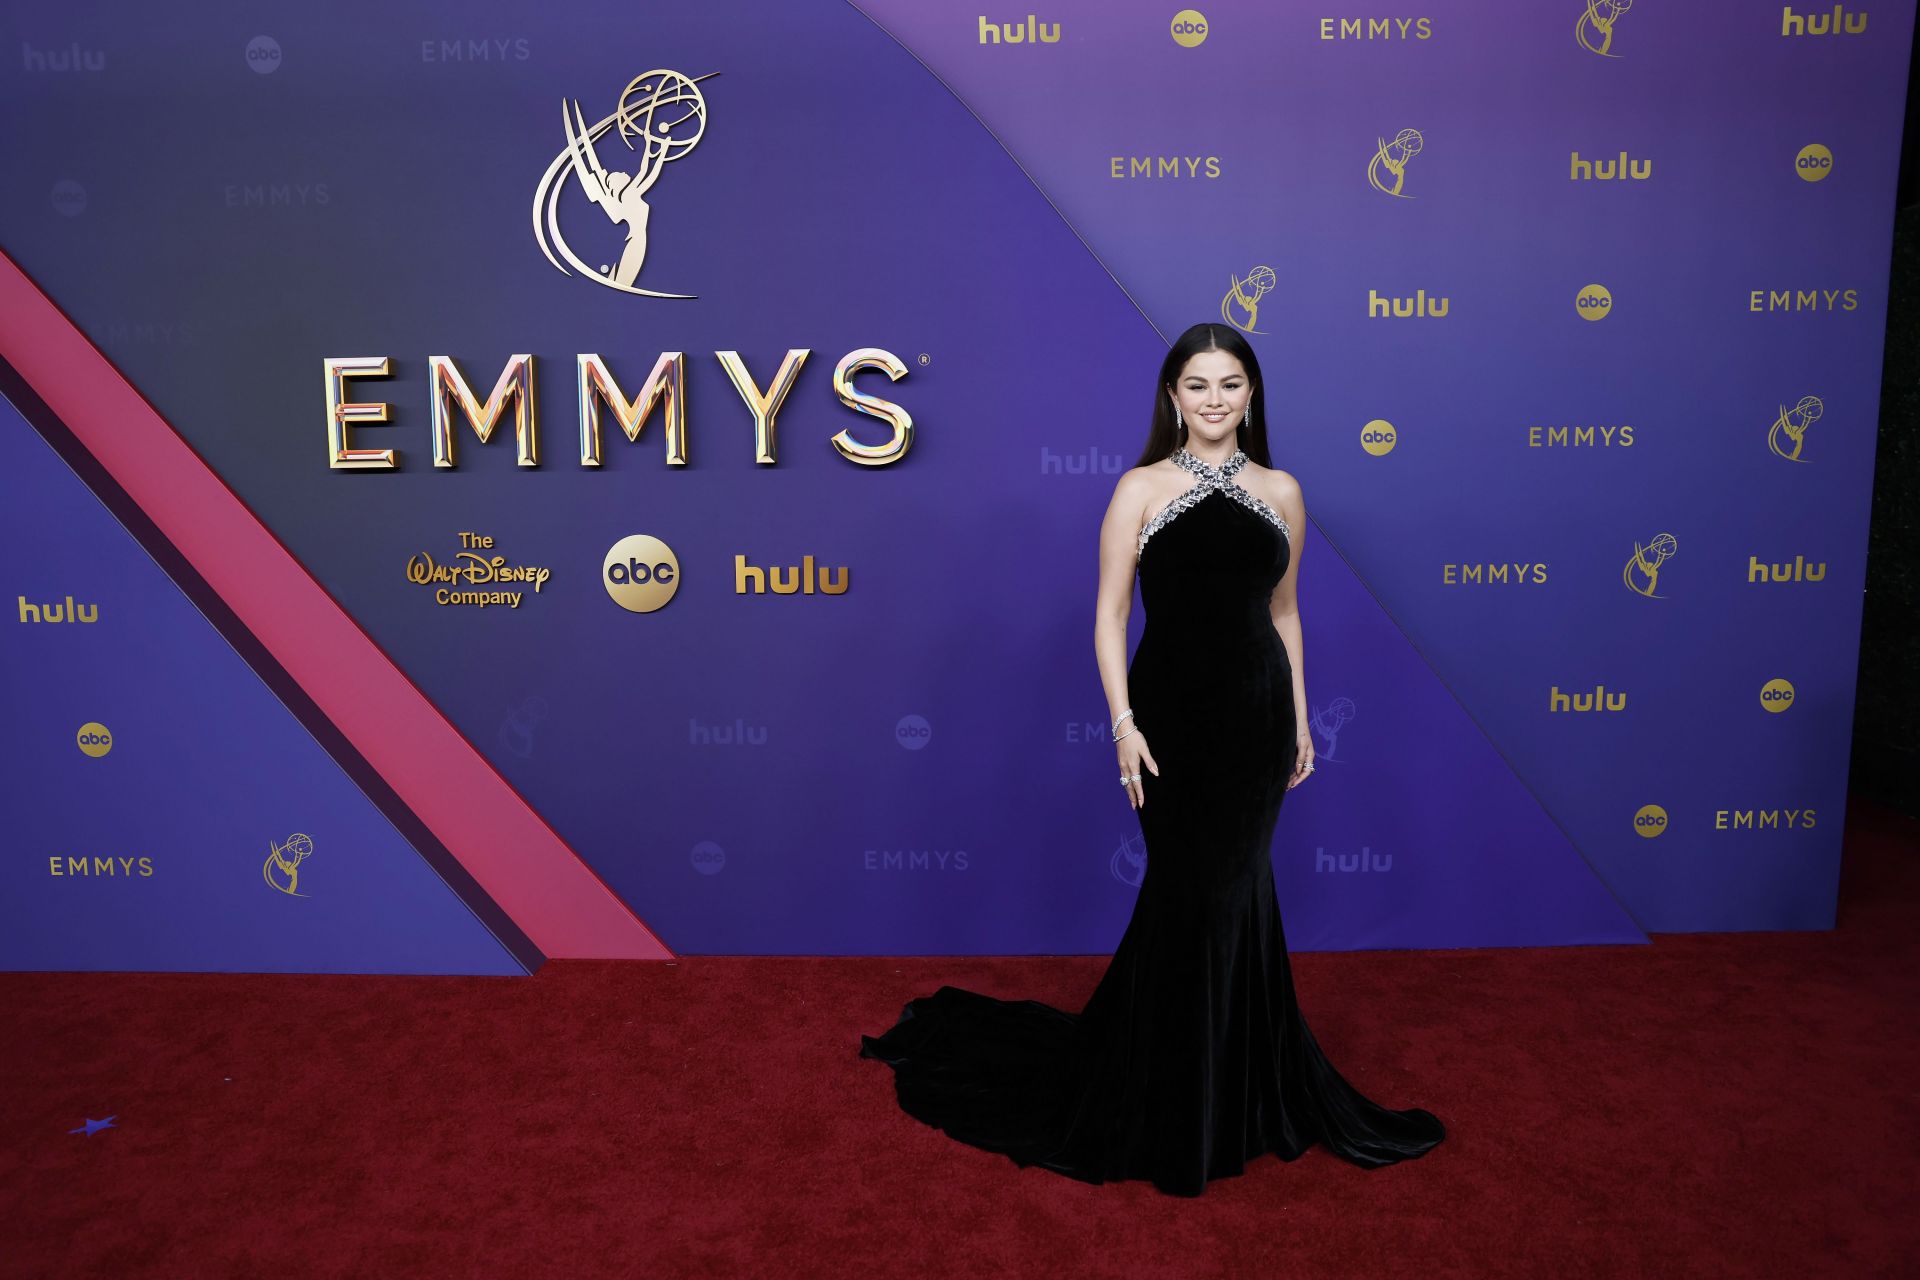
xmin=0 ymin=248 xmax=671 ymax=961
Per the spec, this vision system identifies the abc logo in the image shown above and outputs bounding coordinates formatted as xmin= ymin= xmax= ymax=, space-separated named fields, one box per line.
xmin=1170 ymin=8 xmax=1209 ymax=46
xmin=603 ymin=535 xmax=680 ymax=613
xmin=50 ymin=179 xmax=86 ymax=218
xmin=895 ymin=714 xmax=933 ymax=750
xmin=1632 ymin=803 xmax=1668 ymax=839
xmin=245 ymin=35 xmax=282 ymax=74
xmin=1795 ymin=143 xmax=1833 ymax=183
xmin=1760 ymin=678 xmax=1796 ymax=712
xmin=1576 ymin=283 xmax=1612 ymax=321
xmin=690 ymin=840 xmax=726 ymax=876
xmin=75 ymin=722 xmax=113 ymax=758
xmin=1361 ymin=418 xmax=1397 ymax=457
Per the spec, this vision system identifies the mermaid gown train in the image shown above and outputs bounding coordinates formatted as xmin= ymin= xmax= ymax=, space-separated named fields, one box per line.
xmin=857 ymin=446 xmax=1445 ymax=1197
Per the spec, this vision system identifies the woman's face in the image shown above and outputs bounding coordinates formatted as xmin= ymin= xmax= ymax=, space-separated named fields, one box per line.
xmin=1167 ymin=349 xmax=1252 ymax=449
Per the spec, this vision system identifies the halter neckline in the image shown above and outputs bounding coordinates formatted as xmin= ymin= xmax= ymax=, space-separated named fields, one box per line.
xmin=1137 ymin=446 xmax=1290 ymax=565
xmin=1171 ymin=445 xmax=1247 ymax=480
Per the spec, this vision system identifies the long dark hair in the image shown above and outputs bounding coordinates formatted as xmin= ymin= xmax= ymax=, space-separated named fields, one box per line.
xmin=1134 ymin=323 xmax=1272 ymax=469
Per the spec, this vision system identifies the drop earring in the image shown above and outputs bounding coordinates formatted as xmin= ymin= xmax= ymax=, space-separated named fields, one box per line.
xmin=1243 ymin=404 xmax=1251 ymax=429
xmin=1174 ymin=405 xmax=1185 ymax=434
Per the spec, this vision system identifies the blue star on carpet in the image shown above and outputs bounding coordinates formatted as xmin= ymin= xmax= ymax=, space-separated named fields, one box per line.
xmin=68 ymin=1116 xmax=116 ymax=1136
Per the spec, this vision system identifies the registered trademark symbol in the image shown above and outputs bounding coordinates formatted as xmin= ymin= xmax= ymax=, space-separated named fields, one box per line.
xmin=918 ymin=353 xmax=930 ymax=366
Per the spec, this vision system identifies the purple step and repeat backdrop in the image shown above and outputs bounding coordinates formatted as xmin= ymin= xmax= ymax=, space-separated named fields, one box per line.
xmin=1 ymin=1 xmax=1910 ymax=969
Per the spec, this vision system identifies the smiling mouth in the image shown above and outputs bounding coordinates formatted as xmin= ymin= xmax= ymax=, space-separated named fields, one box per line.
xmin=1199 ymin=412 xmax=1228 ymax=421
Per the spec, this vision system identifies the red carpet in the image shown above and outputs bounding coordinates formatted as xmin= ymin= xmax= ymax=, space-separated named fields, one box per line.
xmin=5 ymin=795 xmax=1917 ymax=1278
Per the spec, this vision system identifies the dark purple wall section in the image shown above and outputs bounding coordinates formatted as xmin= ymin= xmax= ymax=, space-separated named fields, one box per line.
xmin=0 ymin=392 xmax=523 ymax=974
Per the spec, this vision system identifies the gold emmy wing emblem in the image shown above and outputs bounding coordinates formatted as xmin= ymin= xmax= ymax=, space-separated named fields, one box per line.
xmin=263 ymin=833 xmax=315 ymax=897
xmin=1622 ymin=532 xmax=1677 ymax=598
xmin=1221 ymin=265 xmax=1275 ymax=333
xmin=1768 ymin=395 xmax=1823 ymax=462
xmin=1576 ymin=0 xmax=1632 ymax=57
xmin=532 ymin=68 xmax=716 ymax=298
xmin=1367 ymin=129 xmax=1422 ymax=198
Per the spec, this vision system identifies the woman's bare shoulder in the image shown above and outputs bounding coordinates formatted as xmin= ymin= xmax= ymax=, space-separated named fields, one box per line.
xmin=1241 ymin=460 xmax=1302 ymax=507
xmin=1112 ymin=457 xmax=1179 ymax=497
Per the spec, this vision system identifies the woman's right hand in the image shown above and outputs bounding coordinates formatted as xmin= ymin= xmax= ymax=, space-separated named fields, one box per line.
xmin=1118 ymin=731 xmax=1159 ymax=810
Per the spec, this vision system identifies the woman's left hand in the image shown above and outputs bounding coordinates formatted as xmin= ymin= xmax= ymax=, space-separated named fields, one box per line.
xmin=1286 ymin=729 xmax=1315 ymax=790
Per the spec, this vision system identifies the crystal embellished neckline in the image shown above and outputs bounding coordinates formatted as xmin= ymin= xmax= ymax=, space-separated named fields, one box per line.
xmin=1171 ymin=446 xmax=1246 ymax=479
xmin=1137 ymin=445 xmax=1290 ymax=565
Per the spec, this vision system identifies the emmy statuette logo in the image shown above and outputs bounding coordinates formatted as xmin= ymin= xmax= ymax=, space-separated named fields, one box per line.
xmin=533 ymin=68 xmax=715 ymax=298
xmin=1221 ymin=264 xmax=1274 ymax=332
xmin=1576 ymin=0 xmax=1632 ymax=56
xmin=1368 ymin=128 xmax=1422 ymax=197
xmin=1308 ymin=696 xmax=1355 ymax=763
xmin=1769 ymin=395 xmax=1822 ymax=462
xmin=263 ymin=833 xmax=315 ymax=897
xmin=1623 ymin=532 xmax=1677 ymax=597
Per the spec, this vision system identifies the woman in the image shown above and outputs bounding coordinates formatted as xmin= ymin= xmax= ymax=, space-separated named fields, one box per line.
xmin=859 ymin=323 xmax=1445 ymax=1197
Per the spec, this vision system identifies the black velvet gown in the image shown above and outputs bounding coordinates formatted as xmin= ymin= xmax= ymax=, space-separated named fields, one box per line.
xmin=857 ymin=445 xmax=1445 ymax=1198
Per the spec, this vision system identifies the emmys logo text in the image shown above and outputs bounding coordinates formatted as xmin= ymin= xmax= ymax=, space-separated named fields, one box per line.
xmin=1320 ymin=18 xmax=1431 ymax=39
xmin=1109 ymin=155 xmax=1222 ymax=179
xmin=1527 ymin=424 xmax=1634 ymax=448
xmin=1442 ymin=563 xmax=1549 ymax=585
xmin=48 ymin=855 xmax=153 ymax=877
xmin=1748 ymin=289 xmax=1859 ymax=312
xmin=863 ymin=848 xmax=971 ymax=872
xmin=1715 ymin=808 xmax=1817 ymax=829
xmin=222 ymin=182 xmax=331 ymax=209
xmin=325 ymin=348 xmax=913 ymax=470
xmin=420 ymin=38 xmax=531 ymax=62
